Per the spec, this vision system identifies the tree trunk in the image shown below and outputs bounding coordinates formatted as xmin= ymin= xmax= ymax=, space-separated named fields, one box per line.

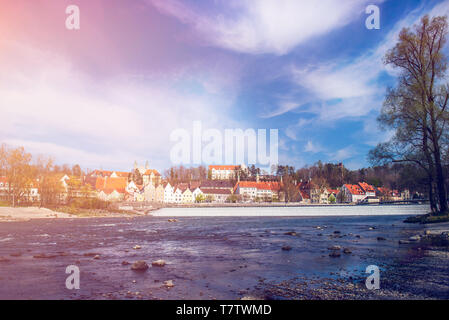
xmin=433 ymin=146 xmax=448 ymax=213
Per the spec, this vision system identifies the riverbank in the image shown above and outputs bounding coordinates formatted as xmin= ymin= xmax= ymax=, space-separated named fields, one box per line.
xmin=0 ymin=207 xmax=139 ymax=222
xmin=0 ymin=212 xmax=448 ymax=299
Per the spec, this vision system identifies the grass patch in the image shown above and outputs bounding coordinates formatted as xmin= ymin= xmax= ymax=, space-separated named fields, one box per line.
xmin=0 ymin=201 xmax=10 ymax=207
xmin=47 ymin=198 xmax=135 ymax=217
xmin=404 ymin=211 xmax=449 ymax=224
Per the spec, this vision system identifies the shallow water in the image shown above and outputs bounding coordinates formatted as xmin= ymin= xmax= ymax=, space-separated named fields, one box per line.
xmin=0 ymin=206 xmax=447 ymax=300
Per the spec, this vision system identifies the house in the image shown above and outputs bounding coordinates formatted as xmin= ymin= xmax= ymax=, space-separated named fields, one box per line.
xmin=134 ymin=162 xmax=162 ymax=186
xmin=297 ymin=180 xmax=326 ymax=204
xmin=192 ymin=187 xmax=204 ymax=202
xmin=201 ymin=188 xmax=232 ymax=203
xmin=94 ymin=176 xmax=128 ymax=201
xmin=234 ymin=181 xmax=280 ymax=202
xmin=209 ymin=165 xmax=241 ymax=180
xmin=172 ymin=188 xmax=183 ymax=204
xmin=144 ymin=183 xmax=156 ymax=202
xmin=358 ymin=182 xmax=376 ymax=197
xmin=163 ymin=182 xmax=174 ymax=203
xmin=327 ymin=189 xmax=339 ymax=203
xmin=181 ymin=188 xmax=194 ymax=204
xmin=341 ymin=184 xmax=366 ymax=203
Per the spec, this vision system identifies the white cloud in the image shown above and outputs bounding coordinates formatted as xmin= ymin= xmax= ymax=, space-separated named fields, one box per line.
xmin=149 ymin=0 xmax=380 ymax=55
xmin=304 ymin=140 xmax=324 ymax=154
xmin=328 ymin=146 xmax=357 ymax=161
xmin=0 ymin=40 xmax=242 ymax=171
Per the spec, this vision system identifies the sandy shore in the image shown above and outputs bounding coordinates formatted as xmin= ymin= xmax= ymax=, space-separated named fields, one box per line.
xmin=0 ymin=207 xmax=141 ymax=222
xmin=0 ymin=207 xmax=75 ymax=222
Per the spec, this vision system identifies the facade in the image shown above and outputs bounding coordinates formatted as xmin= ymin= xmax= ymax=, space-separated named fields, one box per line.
xmin=201 ymin=188 xmax=232 ymax=203
xmin=181 ymin=188 xmax=194 ymax=204
xmin=94 ymin=176 xmax=128 ymax=202
xmin=234 ymin=181 xmax=280 ymax=202
xmin=209 ymin=165 xmax=240 ymax=180
xmin=341 ymin=184 xmax=366 ymax=203
xmin=192 ymin=187 xmax=203 ymax=202
xmin=163 ymin=183 xmax=174 ymax=203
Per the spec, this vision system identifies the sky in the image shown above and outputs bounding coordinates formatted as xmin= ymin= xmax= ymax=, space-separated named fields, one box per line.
xmin=1 ymin=0 xmax=448 ymax=173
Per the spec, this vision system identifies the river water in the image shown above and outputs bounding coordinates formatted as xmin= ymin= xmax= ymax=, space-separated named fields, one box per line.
xmin=0 ymin=204 xmax=448 ymax=299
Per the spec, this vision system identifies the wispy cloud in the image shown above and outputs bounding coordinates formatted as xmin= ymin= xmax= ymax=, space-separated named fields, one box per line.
xmin=304 ymin=140 xmax=324 ymax=154
xmin=148 ymin=0 xmax=379 ymax=55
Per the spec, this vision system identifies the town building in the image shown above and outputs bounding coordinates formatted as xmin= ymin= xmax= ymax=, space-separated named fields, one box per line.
xmin=201 ymin=188 xmax=232 ymax=203
xmin=209 ymin=165 xmax=242 ymax=180
xmin=341 ymin=184 xmax=366 ymax=203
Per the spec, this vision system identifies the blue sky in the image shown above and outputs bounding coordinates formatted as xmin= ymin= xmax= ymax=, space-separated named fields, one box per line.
xmin=1 ymin=0 xmax=448 ymax=172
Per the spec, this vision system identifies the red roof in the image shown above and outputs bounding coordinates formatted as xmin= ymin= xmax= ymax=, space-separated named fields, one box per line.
xmin=344 ymin=184 xmax=365 ymax=195
xmin=144 ymin=169 xmax=161 ymax=176
xmin=235 ymin=181 xmax=281 ymax=191
xmin=95 ymin=177 xmax=127 ymax=194
xmin=299 ymin=190 xmax=310 ymax=200
xmin=358 ymin=182 xmax=375 ymax=193
xmin=0 ymin=177 xmax=8 ymax=184
xmin=209 ymin=165 xmax=240 ymax=171
xmin=201 ymin=188 xmax=232 ymax=195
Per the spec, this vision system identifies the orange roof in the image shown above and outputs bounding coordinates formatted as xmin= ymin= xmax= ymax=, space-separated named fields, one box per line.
xmin=144 ymin=169 xmax=161 ymax=176
xmin=89 ymin=170 xmax=129 ymax=178
xmin=209 ymin=165 xmax=240 ymax=171
xmin=236 ymin=181 xmax=281 ymax=191
xmin=358 ymin=182 xmax=375 ymax=193
xmin=95 ymin=177 xmax=128 ymax=193
xmin=0 ymin=176 xmax=8 ymax=184
xmin=344 ymin=184 xmax=365 ymax=195
xmin=327 ymin=189 xmax=339 ymax=195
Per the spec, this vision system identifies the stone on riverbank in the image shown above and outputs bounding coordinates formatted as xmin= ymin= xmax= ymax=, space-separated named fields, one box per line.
xmin=131 ymin=261 xmax=149 ymax=271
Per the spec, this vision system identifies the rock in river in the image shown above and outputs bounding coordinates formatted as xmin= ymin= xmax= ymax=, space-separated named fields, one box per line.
xmin=131 ymin=261 xmax=149 ymax=271
xmin=152 ymin=259 xmax=166 ymax=267
xmin=281 ymin=246 xmax=292 ymax=251
xmin=329 ymin=251 xmax=341 ymax=258
xmin=409 ymin=235 xmax=421 ymax=242
xmin=284 ymin=231 xmax=297 ymax=236
xmin=164 ymin=280 xmax=174 ymax=288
